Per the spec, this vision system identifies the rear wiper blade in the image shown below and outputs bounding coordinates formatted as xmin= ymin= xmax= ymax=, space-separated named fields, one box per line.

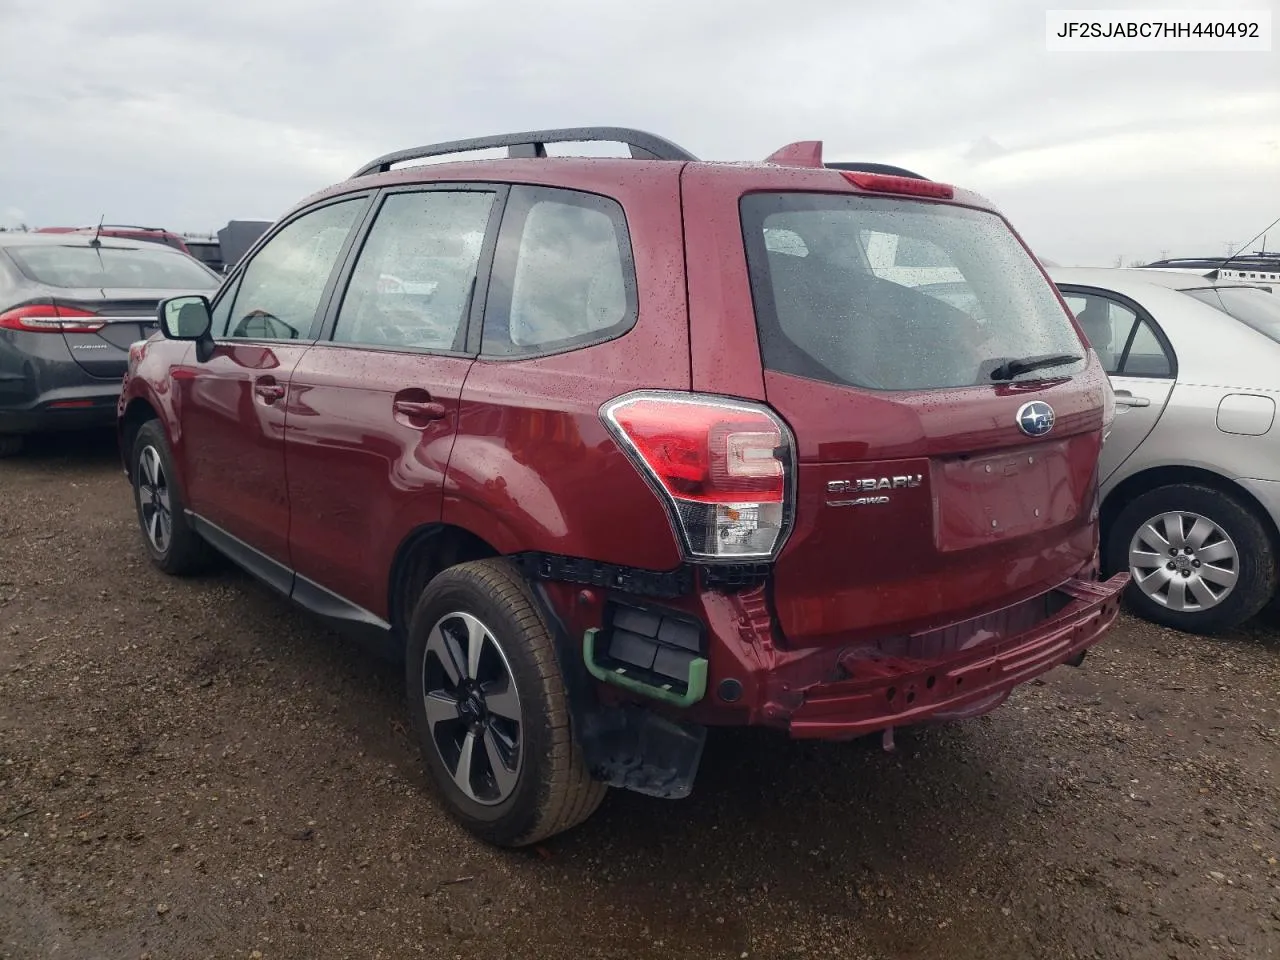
xmin=989 ymin=353 xmax=1082 ymax=381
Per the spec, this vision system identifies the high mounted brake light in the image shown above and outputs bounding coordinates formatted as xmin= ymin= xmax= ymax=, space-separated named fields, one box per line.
xmin=601 ymin=391 xmax=796 ymax=561
xmin=840 ymin=171 xmax=955 ymax=200
xmin=0 ymin=304 xmax=105 ymax=333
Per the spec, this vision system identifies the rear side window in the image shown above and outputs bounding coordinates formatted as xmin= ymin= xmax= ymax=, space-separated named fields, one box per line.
xmin=1061 ymin=291 xmax=1173 ymax=377
xmin=740 ymin=193 xmax=1085 ymax=391
xmin=1183 ymin=286 xmax=1280 ymax=344
xmin=6 ymin=244 xmax=217 ymax=290
xmin=482 ymin=186 xmax=635 ymax=357
xmin=333 ymin=190 xmax=496 ymax=352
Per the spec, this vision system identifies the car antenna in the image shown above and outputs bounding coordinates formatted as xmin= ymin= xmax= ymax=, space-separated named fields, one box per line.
xmin=1211 ymin=213 xmax=1280 ymax=279
xmin=89 ymin=213 xmax=105 ymax=248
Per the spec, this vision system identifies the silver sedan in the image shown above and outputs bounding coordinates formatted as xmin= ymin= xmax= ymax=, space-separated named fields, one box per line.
xmin=1050 ymin=267 xmax=1280 ymax=634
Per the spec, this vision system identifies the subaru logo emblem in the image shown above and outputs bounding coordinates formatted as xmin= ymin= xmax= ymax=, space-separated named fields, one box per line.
xmin=1016 ymin=401 xmax=1055 ymax=437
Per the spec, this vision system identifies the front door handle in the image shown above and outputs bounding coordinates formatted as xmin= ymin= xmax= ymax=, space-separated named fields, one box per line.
xmin=254 ymin=380 xmax=285 ymax=403
xmin=393 ymin=399 xmax=447 ymax=420
xmin=1113 ymin=390 xmax=1150 ymax=408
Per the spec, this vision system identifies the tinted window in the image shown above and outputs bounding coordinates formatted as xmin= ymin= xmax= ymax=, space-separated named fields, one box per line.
xmin=1063 ymin=291 xmax=1172 ymax=376
xmin=740 ymin=194 xmax=1084 ymax=391
xmin=1124 ymin=319 xmax=1173 ymax=376
xmin=222 ymin=199 xmax=363 ymax=341
xmin=333 ymin=191 xmax=495 ymax=351
xmin=483 ymin=187 xmax=635 ymax=357
xmin=6 ymin=244 xmax=218 ymax=289
xmin=1184 ymin=286 xmax=1280 ymax=344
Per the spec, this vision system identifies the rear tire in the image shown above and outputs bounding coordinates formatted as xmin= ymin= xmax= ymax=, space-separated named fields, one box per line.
xmin=405 ymin=558 xmax=606 ymax=847
xmin=1259 ymin=593 xmax=1280 ymax=629
xmin=1107 ymin=483 xmax=1275 ymax=635
xmin=130 ymin=420 xmax=214 ymax=575
xmin=0 ymin=435 xmax=23 ymax=458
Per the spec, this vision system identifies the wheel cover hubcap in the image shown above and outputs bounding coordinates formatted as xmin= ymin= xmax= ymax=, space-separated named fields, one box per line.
xmin=136 ymin=445 xmax=172 ymax=553
xmin=421 ymin=611 xmax=522 ymax=806
xmin=1128 ymin=510 xmax=1239 ymax=612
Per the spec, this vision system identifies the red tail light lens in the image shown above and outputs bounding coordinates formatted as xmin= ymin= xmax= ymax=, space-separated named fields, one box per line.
xmin=840 ymin=171 xmax=955 ymax=200
xmin=602 ymin=391 xmax=795 ymax=560
xmin=0 ymin=304 xmax=104 ymax=333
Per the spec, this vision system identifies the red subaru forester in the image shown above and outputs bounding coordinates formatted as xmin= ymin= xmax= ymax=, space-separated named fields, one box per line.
xmin=118 ymin=128 xmax=1127 ymax=847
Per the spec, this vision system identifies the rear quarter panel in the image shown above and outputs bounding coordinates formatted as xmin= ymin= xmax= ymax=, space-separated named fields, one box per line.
xmin=442 ymin=162 xmax=691 ymax=569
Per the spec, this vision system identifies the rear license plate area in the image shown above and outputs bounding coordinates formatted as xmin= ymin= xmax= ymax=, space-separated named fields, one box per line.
xmin=934 ymin=441 xmax=1077 ymax=551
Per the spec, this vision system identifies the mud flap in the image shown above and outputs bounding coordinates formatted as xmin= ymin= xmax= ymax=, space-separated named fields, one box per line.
xmin=527 ymin=583 xmax=707 ymax=799
xmin=577 ymin=703 xmax=707 ymax=799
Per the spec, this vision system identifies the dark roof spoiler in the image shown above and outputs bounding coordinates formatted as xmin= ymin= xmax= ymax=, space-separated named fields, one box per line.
xmin=825 ymin=161 xmax=931 ymax=181
xmin=761 ymin=141 xmax=930 ymax=180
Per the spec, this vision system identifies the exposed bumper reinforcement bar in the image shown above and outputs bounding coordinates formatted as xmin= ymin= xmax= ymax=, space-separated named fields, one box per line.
xmin=786 ymin=572 xmax=1128 ymax=740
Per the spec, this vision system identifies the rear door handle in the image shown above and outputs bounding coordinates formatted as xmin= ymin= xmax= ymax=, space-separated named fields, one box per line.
xmin=1113 ymin=390 xmax=1150 ymax=408
xmin=393 ymin=399 xmax=447 ymax=420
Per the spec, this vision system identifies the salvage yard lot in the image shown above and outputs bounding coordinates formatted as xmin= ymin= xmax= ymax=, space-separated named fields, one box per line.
xmin=2 ymin=432 xmax=1278 ymax=960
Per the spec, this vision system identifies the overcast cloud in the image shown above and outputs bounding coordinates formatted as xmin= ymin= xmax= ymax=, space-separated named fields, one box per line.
xmin=0 ymin=0 xmax=1276 ymax=265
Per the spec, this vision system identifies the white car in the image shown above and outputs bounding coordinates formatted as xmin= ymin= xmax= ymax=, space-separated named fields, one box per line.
xmin=1050 ymin=267 xmax=1280 ymax=634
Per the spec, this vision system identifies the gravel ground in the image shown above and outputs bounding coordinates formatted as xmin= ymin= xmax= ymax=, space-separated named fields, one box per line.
xmin=2 ymin=430 xmax=1278 ymax=960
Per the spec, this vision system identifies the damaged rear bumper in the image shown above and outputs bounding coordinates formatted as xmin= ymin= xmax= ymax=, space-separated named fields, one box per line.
xmin=782 ymin=572 xmax=1128 ymax=739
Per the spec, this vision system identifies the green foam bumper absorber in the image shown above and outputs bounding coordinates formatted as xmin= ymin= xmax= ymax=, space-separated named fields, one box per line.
xmin=583 ymin=628 xmax=708 ymax=708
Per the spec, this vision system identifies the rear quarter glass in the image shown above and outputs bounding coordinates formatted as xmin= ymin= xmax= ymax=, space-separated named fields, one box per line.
xmin=739 ymin=192 xmax=1084 ymax=392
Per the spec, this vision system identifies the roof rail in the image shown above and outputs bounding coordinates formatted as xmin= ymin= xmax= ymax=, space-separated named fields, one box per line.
xmin=826 ymin=161 xmax=930 ymax=181
xmin=351 ymin=127 xmax=698 ymax=178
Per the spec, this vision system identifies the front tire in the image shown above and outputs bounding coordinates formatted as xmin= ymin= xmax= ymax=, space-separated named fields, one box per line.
xmin=405 ymin=559 xmax=606 ymax=847
xmin=130 ymin=420 xmax=213 ymax=575
xmin=1107 ymin=483 xmax=1275 ymax=635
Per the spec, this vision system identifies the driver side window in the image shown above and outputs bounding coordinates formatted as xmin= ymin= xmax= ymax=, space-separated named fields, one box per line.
xmin=221 ymin=198 xmax=364 ymax=341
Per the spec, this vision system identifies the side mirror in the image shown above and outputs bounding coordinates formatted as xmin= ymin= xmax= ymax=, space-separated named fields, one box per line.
xmin=158 ymin=295 xmax=215 ymax=362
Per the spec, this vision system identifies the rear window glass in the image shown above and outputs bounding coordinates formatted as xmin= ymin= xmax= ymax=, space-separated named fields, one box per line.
xmin=1183 ymin=286 xmax=1280 ymax=343
xmin=6 ymin=244 xmax=217 ymax=290
xmin=741 ymin=194 xmax=1085 ymax=391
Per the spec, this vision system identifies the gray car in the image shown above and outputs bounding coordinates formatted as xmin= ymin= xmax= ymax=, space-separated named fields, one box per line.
xmin=0 ymin=232 xmax=220 ymax=456
xmin=1050 ymin=266 xmax=1280 ymax=634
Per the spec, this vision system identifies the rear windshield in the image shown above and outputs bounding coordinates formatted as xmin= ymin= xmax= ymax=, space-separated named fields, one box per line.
xmin=740 ymin=193 xmax=1085 ymax=391
xmin=5 ymin=244 xmax=218 ymax=290
xmin=1182 ymin=286 xmax=1280 ymax=343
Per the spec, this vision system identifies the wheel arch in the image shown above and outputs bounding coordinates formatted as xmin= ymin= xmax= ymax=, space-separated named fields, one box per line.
xmin=119 ymin=397 xmax=161 ymax=478
xmin=1100 ymin=464 xmax=1280 ymax=574
xmin=387 ymin=522 xmax=501 ymax=640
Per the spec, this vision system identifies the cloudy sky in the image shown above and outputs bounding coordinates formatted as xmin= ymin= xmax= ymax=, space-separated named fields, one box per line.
xmin=0 ymin=0 xmax=1276 ymax=266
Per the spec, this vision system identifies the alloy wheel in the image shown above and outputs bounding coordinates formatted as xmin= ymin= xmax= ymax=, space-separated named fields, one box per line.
xmin=421 ymin=611 xmax=523 ymax=806
xmin=137 ymin=446 xmax=172 ymax=554
xmin=1128 ymin=510 xmax=1239 ymax=612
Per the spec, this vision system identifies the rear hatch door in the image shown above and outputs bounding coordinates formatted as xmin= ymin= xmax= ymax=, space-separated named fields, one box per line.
xmin=737 ymin=187 xmax=1108 ymax=648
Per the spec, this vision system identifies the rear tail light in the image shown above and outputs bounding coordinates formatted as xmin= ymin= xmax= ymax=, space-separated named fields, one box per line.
xmin=840 ymin=171 xmax=955 ymax=200
xmin=601 ymin=391 xmax=796 ymax=561
xmin=0 ymin=304 xmax=104 ymax=333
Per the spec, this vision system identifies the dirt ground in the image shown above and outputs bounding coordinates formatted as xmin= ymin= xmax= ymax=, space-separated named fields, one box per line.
xmin=1 ymin=430 xmax=1278 ymax=960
